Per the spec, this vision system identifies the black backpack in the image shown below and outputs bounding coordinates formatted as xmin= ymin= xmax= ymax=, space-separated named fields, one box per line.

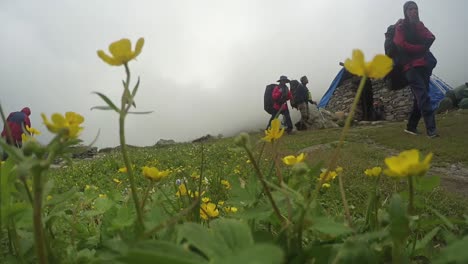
xmin=264 ymin=84 xmax=277 ymax=114
xmin=289 ymin=80 xmax=300 ymax=108
xmin=384 ymin=24 xmax=408 ymax=91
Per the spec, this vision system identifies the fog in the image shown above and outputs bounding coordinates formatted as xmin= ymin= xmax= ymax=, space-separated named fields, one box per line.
xmin=1 ymin=0 xmax=467 ymax=148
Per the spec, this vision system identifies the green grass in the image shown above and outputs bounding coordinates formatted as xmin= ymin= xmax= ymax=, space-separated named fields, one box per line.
xmin=48 ymin=110 xmax=468 ymax=220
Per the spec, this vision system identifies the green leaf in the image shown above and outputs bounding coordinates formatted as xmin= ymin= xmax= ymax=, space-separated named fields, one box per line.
xmin=110 ymin=206 xmax=134 ymax=231
xmin=121 ymin=241 xmax=208 ymax=264
xmin=92 ymin=92 xmax=120 ymax=113
xmin=415 ymin=226 xmax=440 ymax=251
xmin=220 ymin=244 xmax=284 ymax=264
xmin=388 ymin=194 xmax=409 ymax=242
xmin=414 ymin=176 xmax=440 ymax=192
xmin=434 ymin=235 xmax=468 ymax=264
xmin=177 ymin=222 xmax=229 ymax=259
xmin=429 ymin=207 xmax=455 ymax=230
xmin=90 ymin=106 xmax=116 ymax=111
xmin=127 ymin=111 xmax=154 ymax=115
xmin=210 ymin=218 xmax=254 ymax=253
xmin=310 ymin=216 xmax=353 ymax=237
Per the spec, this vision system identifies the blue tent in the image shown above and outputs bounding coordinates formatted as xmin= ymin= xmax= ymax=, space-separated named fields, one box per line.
xmin=318 ymin=69 xmax=452 ymax=110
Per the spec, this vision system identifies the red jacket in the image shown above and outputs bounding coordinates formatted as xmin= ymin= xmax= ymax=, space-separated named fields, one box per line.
xmin=272 ymin=85 xmax=292 ymax=111
xmin=393 ymin=20 xmax=435 ymax=71
xmin=1 ymin=108 xmax=31 ymax=143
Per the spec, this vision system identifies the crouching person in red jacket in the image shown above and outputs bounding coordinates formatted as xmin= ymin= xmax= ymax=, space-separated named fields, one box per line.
xmin=1 ymin=107 xmax=32 ymax=160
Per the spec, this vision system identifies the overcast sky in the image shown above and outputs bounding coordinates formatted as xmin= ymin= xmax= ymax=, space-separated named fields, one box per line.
xmin=1 ymin=0 xmax=467 ymax=148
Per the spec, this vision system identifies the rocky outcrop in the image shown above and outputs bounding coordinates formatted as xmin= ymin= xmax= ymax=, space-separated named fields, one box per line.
xmin=325 ymin=77 xmax=413 ymax=121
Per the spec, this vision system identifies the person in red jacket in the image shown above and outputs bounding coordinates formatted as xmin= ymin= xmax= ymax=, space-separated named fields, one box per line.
xmin=267 ymin=75 xmax=293 ymax=134
xmin=1 ymin=107 xmax=31 ymax=150
xmin=394 ymin=1 xmax=439 ymax=138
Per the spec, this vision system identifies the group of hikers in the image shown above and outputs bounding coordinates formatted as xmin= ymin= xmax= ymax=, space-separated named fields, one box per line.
xmin=265 ymin=75 xmax=317 ymax=134
xmin=265 ymin=1 xmax=442 ymax=138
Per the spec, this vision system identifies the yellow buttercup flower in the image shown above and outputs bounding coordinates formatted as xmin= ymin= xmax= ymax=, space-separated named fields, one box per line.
xmin=21 ymin=133 xmax=36 ymax=143
xmin=364 ymin=167 xmax=382 ymax=177
xmin=118 ymin=167 xmax=128 ymax=173
xmin=41 ymin=112 xmax=84 ymax=139
xmin=176 ymin=184 xmax=188 ymax=197
xmin=200 ymin=202 xmax=219 ymax=220
xmin=263 ymin=119 xmax=284 ymax=142
xmin=384 ymin=149 xmax=433 ymax=178
xmin=97 ymin=38 xmax=144 ymax=66
xmin=142 ymin=166 xmax=170 ymax=182
xmin=25 ymin=125 xmax=41 ymax=136
xmin=221 ymin=179 xmax=231 ymax=190
xmin=282 ymin=153 xmax=305 ymax=166
xmin=202 ymin=197 xmax=211 ymax=203
xmin=224 ymin=206 xmax=238 ymax=213
xmin=319 ymin=169 xmax=338 ymax=182
xmin=322 ymin=183 xmax=331 ymax=189
xmin=344 ymin=49 xmax=393 ymax=79
xmin=113 ymin=178 xmax=122 ymax=184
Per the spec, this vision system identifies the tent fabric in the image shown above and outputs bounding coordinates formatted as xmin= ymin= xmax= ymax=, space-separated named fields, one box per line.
xmin=318 ymin=68 xmax=345 ymax=108
xmin=318 ymin=69 xmax=452 ymax=110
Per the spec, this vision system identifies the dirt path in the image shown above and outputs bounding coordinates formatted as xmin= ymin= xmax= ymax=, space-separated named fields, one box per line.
xmin=301 ymin=140 xmax=468 ymax=198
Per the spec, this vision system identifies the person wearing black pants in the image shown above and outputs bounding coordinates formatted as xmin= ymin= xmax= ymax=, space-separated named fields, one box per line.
xmin=394 ymin=1 xmax=439 ymax=138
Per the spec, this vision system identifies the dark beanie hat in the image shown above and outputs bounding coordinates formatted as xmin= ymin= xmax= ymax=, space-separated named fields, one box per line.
xmin=403 ymin=1 xmax=417 ymax=17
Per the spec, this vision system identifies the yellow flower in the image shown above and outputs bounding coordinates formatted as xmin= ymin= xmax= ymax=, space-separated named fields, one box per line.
xmin=202 ymin=197 xmax=211 ymax=203
xmin=262 ymin=118 xmax=284 ymax=142
xmin=224 ymin=206 xmax=238 ymax=213
xmin=98 ymin=194 xmax=107 ymax=198
xmin=21 ymin=133 xmax=36 ymax=143
xmin=221 ymin=179 xmax=231 ymax=190
xmin=344 ymin=49 xmax=393 ymax=79
xmin=142 ymin=166 xmax=170 ymax=182
xmin=282 ymin=153 xmax=306 ymax=166
xmin=384 ymin=149 xmax=433 ymax=178
xmin=118 ymin=167 xmax=128 ymax=173
xmin=190 ymin=172 xmax=200 ymax=180
xmin=47 ymin=195 xmax=53 ymax=201
xmin=217 ymin=200 xmax=225 ymax=206
xmin=97 ymin=38 xmax=144 ymax=66
xmin=200 ymin=202 xmax=219 ymax=220
xmin=336 ymin=167 xmax=343 ymax=173
xmin=189 ymin=190 xmax=205 ymax=198
xmin=364 ymin=167 xmax=382 ymax=177
xmin=113 ymin=178 xmax=122 ymax=184
xmin=319 ymin=169 xmax=338 ymax=182
xmin=176 ymin=184 xmax=188 ymax=197
xmin=25 ymin=125 xmax=41 ymax=136
xmin=41 ymin=112 xmax=84 ymax=139
xmin=322 ymin=183 xmax=331 ymax=188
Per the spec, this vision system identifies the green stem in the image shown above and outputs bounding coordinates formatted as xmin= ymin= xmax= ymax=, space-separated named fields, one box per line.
xmin=32 ymin=171 xmax=47 ymax=264
xmin=244 ymin=146 xmax=284 ymax=224
xmin=120 ymin=63 xmax=144 ymax=231
xmin=140 ymin=181 xmax=156 ymax=211
xmin=325 ymin=76 xmax=368 ymax=226
xmin=408 ymin=175 xmax=414 ymax=215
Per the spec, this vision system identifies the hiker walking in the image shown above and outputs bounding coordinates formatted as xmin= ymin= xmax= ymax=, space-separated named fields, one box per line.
xmin=394 ymin=1 xmax=439 ymax=138
xmin=294 ymin=76 xmax=315 ymax=130
xmin=1 ymin=107 xmax=31 ymax=160
xmin=268 ymin=75 xmax=293 ymax=134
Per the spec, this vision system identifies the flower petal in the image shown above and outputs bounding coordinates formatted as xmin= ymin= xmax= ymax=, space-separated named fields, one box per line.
xmin=97 ymin=50 xmax=122 ymax=66
xmin=367 ymin=54 xmax=393 ymax=79
xmin=133 ymin=38 xmax=145 ymax=58
xmin=344 ymin=49 xmax=365 ymax=77
xmin=109 ymin=38 xmax=132 ymax=61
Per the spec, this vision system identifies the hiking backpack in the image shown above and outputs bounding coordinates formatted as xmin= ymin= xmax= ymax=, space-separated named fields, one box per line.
xmin=264 ymin=84 xmax=277 ymax=115
xmin=384 ymin=24 xmax=408 ymax=91
xmin=289 ymin=80 xmax=300 ymax=108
